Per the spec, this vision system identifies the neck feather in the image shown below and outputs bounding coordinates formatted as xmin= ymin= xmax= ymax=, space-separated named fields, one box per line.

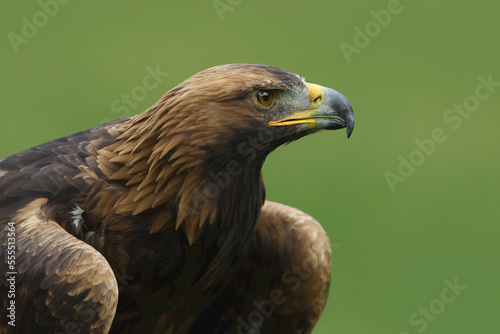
xmin=95 ymin=99 xmax=266 ymax=244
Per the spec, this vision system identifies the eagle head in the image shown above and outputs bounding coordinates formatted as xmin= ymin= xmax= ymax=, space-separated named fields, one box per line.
xmin=161 ymin=63 xmax=354 ymax=154
xmin=102 ymin=63 xmax=354 ymax=244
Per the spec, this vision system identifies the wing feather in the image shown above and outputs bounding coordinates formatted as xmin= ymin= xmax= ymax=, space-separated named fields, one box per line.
xmin=192 ymin=200 xmax=331 ymax=334
xmin=0 ymin=198 xmax=119 ymax=333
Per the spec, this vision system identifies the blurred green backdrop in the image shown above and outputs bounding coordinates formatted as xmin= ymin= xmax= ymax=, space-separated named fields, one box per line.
xmin=1 ymin=1 xmax=499 ymax=333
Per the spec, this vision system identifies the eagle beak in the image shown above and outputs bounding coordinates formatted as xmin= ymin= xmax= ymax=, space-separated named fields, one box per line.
xmin=268 ymin=83 xmax=355 ymax=138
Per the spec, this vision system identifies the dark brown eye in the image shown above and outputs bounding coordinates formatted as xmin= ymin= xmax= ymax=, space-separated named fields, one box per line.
xmin=255 ymin=90 xmax=276 ymax=107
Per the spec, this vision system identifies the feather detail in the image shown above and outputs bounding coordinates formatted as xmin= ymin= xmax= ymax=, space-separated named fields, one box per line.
xmin=70 ymin=204 xmax=84 ymax=231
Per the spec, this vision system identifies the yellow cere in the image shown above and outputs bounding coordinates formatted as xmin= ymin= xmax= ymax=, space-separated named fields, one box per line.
xmin=268 ymin=83 xmax=325 ymax=127
xmin=305 ymin=83 xmax=325 ymax=109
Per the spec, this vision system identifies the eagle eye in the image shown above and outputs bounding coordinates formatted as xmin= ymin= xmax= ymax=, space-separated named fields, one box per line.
xmin=255 ymin=90 xmax=276 ymax=108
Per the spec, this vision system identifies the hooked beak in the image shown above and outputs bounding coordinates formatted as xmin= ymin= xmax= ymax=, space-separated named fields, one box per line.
xmin=268 ymin=83 xmax=355 ymax=138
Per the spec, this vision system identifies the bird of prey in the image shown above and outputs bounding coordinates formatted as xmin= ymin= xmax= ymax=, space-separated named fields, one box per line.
xmin=0 ymin=63 xmax=354 ymax=333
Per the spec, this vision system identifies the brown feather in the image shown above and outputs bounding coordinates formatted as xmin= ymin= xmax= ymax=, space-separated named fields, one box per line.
xmin=0 ymin=199 xmax=118 ymax=333
xmin=191 ymin=201 xmax=331 ymax=334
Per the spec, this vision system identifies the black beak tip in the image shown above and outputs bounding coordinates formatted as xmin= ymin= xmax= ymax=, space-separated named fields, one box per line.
xmin=324 ymin=88 xmax=355 ymax=139
xmin=346 ymin=111 xmax=355 ymax=138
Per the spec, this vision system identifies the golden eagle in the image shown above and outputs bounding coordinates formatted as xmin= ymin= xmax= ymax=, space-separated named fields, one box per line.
xmin=0 ymin=64 xmax=354 ymax=333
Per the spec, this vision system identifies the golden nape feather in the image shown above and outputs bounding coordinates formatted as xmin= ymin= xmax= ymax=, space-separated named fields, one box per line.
xmin=0 ymin=63 xmax=354 ymax=333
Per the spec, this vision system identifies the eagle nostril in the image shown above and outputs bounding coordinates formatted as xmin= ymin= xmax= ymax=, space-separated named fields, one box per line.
xmin=313 ymin=95 xmax=323 ymax=106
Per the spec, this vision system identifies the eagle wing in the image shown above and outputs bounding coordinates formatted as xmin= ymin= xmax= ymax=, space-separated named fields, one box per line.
xmin=0 ymin=198 xmax=118 ymax=333
xmin=0 ymin=123 xmax=121 ymax=333
xmin=193 ymin=200 xmax=331 ymax=334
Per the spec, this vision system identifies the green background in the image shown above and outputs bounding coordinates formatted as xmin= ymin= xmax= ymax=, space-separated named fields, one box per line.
xmin=1 ymin=0 xmax=499 ymax=333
